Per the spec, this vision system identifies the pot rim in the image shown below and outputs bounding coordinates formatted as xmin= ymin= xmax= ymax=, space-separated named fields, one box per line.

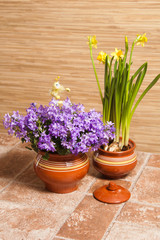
xmin=38 ymin=150 xmax=85 ymax=161
xmin=98 ymin=138 xmax=136 ymax=157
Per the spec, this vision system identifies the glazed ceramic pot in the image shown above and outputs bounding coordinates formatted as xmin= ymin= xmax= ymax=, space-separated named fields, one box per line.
xmin=34 ymin=151 xmax=89 ymax=193
xmin=93 ymin=139 xmax=137 ymax=179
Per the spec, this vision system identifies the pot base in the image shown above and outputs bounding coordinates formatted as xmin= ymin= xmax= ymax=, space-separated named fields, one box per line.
xmin=93 ymin=161 xmax=137 ymax=179
xmin=45 ymin=183 xmax=78 ymax=194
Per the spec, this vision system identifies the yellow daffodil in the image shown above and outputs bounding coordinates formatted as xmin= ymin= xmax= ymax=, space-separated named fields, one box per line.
xmin=88 ymin=35 xmax=97 ymax=49
xmin=97 ymin=51 xmax=107 ymax=64
xmin=136 ymin=33 xmax=147 ymax=47
xmin=111 ymin=48 xmax=124 ymax=61
xmin=50 ymin=76 xmax=71 ymax=100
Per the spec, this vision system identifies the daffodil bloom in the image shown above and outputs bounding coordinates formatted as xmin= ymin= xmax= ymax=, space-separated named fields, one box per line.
xmin=136 ymin=33 xmax=147 ymax=47
xmin=97 ymin=51 xmax=107 ymax=64
xmin=111 ymin=48 xmax=124 ymax=61
xmin=88 ymin=35 xmax=97 ymax=49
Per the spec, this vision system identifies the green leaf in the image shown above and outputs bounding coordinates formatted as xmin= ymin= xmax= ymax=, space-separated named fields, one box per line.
xmin=109 ymin=57 xmax=114 ymax=87
xmin=25 ymin=146 xmax=32 ymax=151
xmin=114 ymin=60 xmax=117 ymax=75
xmin=130 ymin=73 xmax=160 ymax=118
xmin=104 ymin=55 xmax=109 ymax=91
xmin=127 ymin=62 xmax=147 ymax=112
xmin=130 ymin=62 xmax=147 ymax=84
xmin=42 ymin=152 xmax=49 ymax=160
xmin=21 ymin=138 xmax=25 ymax=143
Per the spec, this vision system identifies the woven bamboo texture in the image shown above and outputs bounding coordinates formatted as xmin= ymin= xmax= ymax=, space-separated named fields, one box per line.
xmin=0 ymin=0 xmax=160 ymax=152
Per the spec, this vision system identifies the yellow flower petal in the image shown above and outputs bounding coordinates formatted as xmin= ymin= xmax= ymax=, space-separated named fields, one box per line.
xmin=136 ymin=33 xmax=147 ymax=47
xmin=97 ymin=51 xmax=107 ymax=64
xmin=111 ymin=48 xmax=124 ymax=61
xmin=88 ymin=35 xmax=98 ymax=49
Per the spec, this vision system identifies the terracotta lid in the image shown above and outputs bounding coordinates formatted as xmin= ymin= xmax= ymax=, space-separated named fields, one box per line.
xmin=93 ymin=182 xmax=131 ymax=204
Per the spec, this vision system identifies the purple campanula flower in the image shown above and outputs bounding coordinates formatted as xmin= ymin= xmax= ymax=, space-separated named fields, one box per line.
xmin=3 ymin=98 xmax=115 ymax=155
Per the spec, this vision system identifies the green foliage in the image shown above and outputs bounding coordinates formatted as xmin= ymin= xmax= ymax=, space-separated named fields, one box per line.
xmin=89 ymin=36 xmax=160 ymax=149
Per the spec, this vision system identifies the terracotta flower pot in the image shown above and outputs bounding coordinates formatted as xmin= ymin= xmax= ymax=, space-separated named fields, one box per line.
xmin=93 ymin=139 xmax=137 ymax=179
xmin=34 ymin=151 xmax=90 ymax=193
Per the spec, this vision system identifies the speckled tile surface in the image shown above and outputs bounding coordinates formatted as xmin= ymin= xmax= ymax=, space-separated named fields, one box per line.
xmin=105 ymin=222 xmax=160 ymax=240
xmin=0 ymin=136 xmax=159 ymax=240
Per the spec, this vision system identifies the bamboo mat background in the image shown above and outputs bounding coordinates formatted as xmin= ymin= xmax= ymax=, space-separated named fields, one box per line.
xmin=0 ymin=0 xmax=160 ymax=152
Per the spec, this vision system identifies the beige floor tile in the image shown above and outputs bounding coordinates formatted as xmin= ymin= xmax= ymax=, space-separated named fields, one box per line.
xmin=0 ymin=135 xmax=20 ymax=154
xmin=131 ymin=167 xmax=160 ymax=205
xmin=0 ymin=201 xmax=65 ymax=240
xmin=0 ymin=182 xmax=86 ymax=215
xmin=123 ymin=151 xmax=150 ymax=181
xmin=117 ymin=202 xmax=160 ymax=228
xmin=106 ymin=222 xmax=160 ymax=240
xmin=15 ymin=163 xmax=44 ymax=187
xmin=147 ymin=154 xmax=160 ymax=168
xmin=16 ymin=141 xmax=32 ymax=150
xmin=57 ymin=195 xmax=120 ymax=240
xmin=0 ymin=135 xmax=19 ymax=146
xmin=0 ymin=148 xmax=36 ymax=190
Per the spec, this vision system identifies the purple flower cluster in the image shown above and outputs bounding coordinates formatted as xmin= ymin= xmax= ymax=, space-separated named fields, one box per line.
xmin=3 ymin=98 xmax=115 ymax=155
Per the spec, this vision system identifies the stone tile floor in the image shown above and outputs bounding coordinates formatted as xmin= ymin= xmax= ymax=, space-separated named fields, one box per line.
xmin=0 ymin=135 xmax=160 ymax=240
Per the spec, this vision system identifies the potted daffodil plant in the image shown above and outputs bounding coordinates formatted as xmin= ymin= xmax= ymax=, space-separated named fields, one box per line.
xmin=88 ymin=34 xmax=160 ymax=178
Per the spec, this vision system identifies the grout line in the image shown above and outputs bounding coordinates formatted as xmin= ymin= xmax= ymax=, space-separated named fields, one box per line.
xmin=129 ymin=198 xmax=160 ymax=207
xmin=50 ymin=177 xmax=97 ymax=240
xmin=0 ymin=142 xmax=20 ymax=154
xmin=0 ymin=161 xmax=33 ymax=194
xmin=129 ymin=153 xmax=151 ymax=192
xmin=14 ymin=140 xmax=22 ymax=148
xmin=54 ymin=236 xmax=75 ymax=240
xmin=101 ymin=152 xmax=151 ymax=240
xmin=86 ymin=192 xmax=92 ymax=196
xmin=145 ymin=165 xmax=160 ymax=170
xmin=101 ymin=203 xmax=126 ymax=240
xmin=114 ymin=220 xmax=160 ymax=230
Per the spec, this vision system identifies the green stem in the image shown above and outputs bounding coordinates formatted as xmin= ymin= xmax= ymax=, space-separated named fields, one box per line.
xmin=89 ymin=41 xmax=103 ymax=103
xmin=127 ymin=41 xmax=135 ymax=82
xmin=125 ymin=41 xmax=135 ymax=103
xmin=124 ymin=121 xmax=131 ymax=146
xmin=115 ymin=127 xmax=120 ymax=142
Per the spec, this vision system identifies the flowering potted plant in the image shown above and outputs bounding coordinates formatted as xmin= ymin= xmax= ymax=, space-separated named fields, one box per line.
xmin=3 ymin=79 xmax=115 ymax=193
xmin=88 ymin=34 xmax=160 ymax=178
